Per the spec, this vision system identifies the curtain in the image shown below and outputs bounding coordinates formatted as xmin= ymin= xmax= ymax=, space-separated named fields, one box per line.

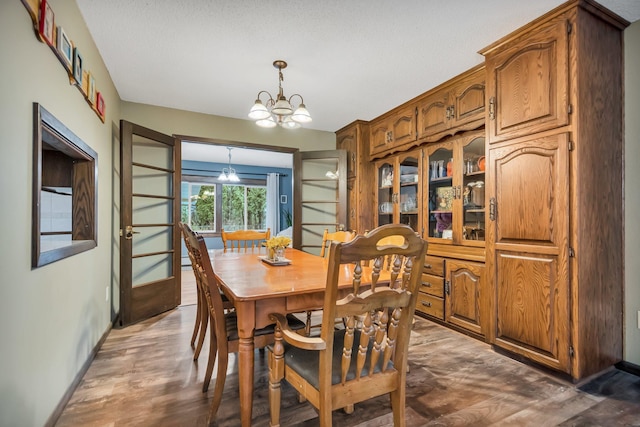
xmin=266 ymin=173 xmax=280 ymax=235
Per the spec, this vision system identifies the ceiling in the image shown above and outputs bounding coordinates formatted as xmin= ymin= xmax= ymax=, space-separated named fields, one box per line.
xmin=76 ymin=0 xmax=640 ymax=166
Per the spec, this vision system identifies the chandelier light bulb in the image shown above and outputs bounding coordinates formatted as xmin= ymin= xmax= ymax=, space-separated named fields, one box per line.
xmin=248 ymin=100 xmax=270 ymax=120
xmin=292 ymin=103 xmax=312 ymax=123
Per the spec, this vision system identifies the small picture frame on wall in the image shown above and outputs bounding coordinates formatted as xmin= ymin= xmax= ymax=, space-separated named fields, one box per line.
xmin=56 ymin=26 xmax=73 ymax=70
xmin=87 ymin=73 xmax=96 ymax=105
xmin=81 ymin=70 xmax=90 ymax=96
xmin=96 ymin=92 xmax=105 ymax=117
xmin=38 ymin=0 xmax=55 ymax=46
xmin=73 ymin=47 xmax=83 ymax=86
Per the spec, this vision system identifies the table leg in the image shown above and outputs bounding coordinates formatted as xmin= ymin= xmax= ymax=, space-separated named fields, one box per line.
xmin=235 ymin=303 xmax=256 ymax=427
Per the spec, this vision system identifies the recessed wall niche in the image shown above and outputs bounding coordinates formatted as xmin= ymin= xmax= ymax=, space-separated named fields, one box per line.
xmin=32 ymin=103 xmax=97 ymax=267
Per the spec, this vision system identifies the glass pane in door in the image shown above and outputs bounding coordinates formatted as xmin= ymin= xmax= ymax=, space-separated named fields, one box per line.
xmin=377 ymin=162 xmax=394 ymax=227
xmin=427 ymin=147 xmax=454 ymax=239
xmin=131 ymin=135 xmax=174 ymax=287
xmin=399 ymin=156 xmax=419 ymax=231
xmin=462 ymin=136 xmax=486 ymax=242
xmin=301 ymin=157 xmax=340 ymax=255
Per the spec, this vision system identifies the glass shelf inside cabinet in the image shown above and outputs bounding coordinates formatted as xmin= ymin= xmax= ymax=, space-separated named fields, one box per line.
xmin=428 ymin=148 xmax=454 ymax=239
xmin=377 ymin=162 xmax=394 ymax=227
xmin=399 ymin=156 xmax=419 ymax=230
xmin=463 ymin=136 xmax=485 ymax=242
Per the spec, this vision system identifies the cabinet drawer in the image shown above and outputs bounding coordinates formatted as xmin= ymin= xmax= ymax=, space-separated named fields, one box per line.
xmin=423 ymin=255 xmax=444 ymax=276
xmin=421 ymin=273 xmax=444 ymax=297
xmin=417 ymin=293 xmax=444 ymax=320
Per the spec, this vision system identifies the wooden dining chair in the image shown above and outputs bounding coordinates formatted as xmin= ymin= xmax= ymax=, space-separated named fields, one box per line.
xmin=267 ymin=224 xmax=427 ymax=427
xmin=179 ymin=222 xmax=209 ymax=360
xmin=304 ymin=228 xmax=357 ymax=335
xmin=221 ymin=228 xmax=270 ymax=250
xmin=319 ymin=229 xmax=356 ymax=258
xmin=189 ymin=233 xmax=306 ymax=424
xmin=180 ymin=222 xmax=236 ymax=362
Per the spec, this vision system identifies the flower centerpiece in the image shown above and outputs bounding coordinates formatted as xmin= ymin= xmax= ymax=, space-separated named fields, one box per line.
xmin=265 ymin=236 xmax=291 ymax=261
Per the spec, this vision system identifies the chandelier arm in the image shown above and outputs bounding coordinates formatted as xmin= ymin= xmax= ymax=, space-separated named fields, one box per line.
xmin=288 ymin=93 xmax=304 ymax=107
xmin=256 ymin=90 xmax=274 ymax=104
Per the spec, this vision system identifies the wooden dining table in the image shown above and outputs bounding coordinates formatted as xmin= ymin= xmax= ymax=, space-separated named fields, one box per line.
xmin=209 ymin=246 xmax=375 ymax=427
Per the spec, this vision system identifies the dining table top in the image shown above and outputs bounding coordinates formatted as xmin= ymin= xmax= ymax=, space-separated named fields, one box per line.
xmin=209 ymin=246 xmax=353 ymax=301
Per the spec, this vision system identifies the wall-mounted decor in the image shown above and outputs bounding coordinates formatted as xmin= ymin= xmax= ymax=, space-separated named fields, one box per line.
xmin=21 ymin=0 xmax=106 ymax=122
xmin=87 ymin=73 xmax=96 ymax=105
xmin=96 ymin=92 xmax=105 ymax=116
xmin=38 ymin=0 xmax=54 ymax=46
xmin=56 ymin=26 xmax=72 ymax=70
xmin=72 ymin=47 xmax=83 ymax=86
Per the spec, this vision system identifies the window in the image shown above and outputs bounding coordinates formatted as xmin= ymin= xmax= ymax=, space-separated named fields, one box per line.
xmin=32 ymin=103 xmax=98 ymax=267
xmin=181 ymin=176 xmax=266 ymax=233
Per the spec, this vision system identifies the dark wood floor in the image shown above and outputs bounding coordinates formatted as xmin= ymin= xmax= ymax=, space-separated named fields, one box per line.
xmin=55 ymin=278 xmax=640 ymax=426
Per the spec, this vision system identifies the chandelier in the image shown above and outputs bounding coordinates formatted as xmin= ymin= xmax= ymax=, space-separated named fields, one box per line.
xmin=248 ymin=60 xmax=312 ymax=129
xmin=218 ymin=147 xmax=240 ymax=182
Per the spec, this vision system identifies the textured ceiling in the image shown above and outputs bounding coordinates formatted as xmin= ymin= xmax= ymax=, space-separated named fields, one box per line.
xmin=76 ymin=0 xmax=639 ymax=153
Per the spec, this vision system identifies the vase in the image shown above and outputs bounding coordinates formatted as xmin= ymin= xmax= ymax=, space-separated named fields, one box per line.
xmin=268 ymin=247 xmax=276 ymax=260
xmin=275 ymin=247 xmax=285 ymax=261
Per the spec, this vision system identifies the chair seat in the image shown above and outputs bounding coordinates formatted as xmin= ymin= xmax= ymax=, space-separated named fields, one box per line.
xmin=274 ymin=329 xmax=395 ymax=389
xmin=225 ymin=312 xmax=305 ymax=342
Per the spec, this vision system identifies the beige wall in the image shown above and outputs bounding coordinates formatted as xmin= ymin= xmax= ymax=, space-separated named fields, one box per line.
xmin=0 ymin=1 xmax=120 ymax=426
xmin=624 ymin=20 xmax=640 ymax=365
xmin=0 ymin=1 xmax=638 ymax=426
xmin=121 ymin=101 xmax=336 ymax=152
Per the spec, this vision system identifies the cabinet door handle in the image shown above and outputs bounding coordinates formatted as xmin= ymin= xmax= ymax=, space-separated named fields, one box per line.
xmin=489 ymin=197 xmax=496 ymax=221
xmin=421 ymin=301 xmax=432 ymax=307
xmin=449 ymin=105 xmax=455 ymax=119
xmin=445 ymin=106 xmax=451 ymax=120
xmin=445 ymin=280 xmax=450 ymax=295
xmin=489 ymin=97 xmax=496 ymax=120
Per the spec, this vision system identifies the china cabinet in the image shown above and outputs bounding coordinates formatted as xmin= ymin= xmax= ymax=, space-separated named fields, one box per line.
xmin=481 ymin=0 xmax=627 ymax=380
xmin=336 ymin=120 xmax=374 ymax=234
xmin=374 ymin=149 xmax=421 ymax=234
xmin=334 ymin=0 xmax=627 ymax=381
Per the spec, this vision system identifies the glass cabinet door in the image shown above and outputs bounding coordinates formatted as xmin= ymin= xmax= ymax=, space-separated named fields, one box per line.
xmin=398 ymin=153 xmax=420 ymax=232
xmin=462 ymin=136 xmax=485 ymax=242
xmin=427 ymin=145 xmax=454 ymax=239
xmin=376 ymin=161 xmax=394 ymax=227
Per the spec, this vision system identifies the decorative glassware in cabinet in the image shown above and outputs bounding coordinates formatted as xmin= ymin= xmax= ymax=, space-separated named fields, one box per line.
xmin=462 ymin=136 xmax=485 ymax=242
xmin=377 ymin=162 xmax=394 ymax=226
xmin=399 ymin=155 xmax=419 ymax=231
xmin=428 ymin=147 xmax=454 ymax=239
